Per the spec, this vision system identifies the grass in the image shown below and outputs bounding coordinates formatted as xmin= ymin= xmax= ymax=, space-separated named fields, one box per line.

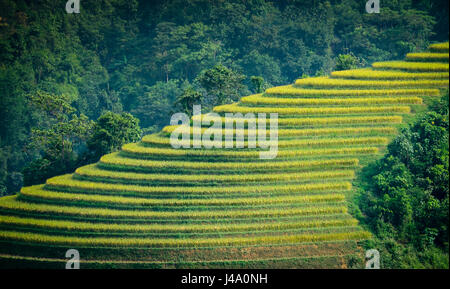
xmin=192 ymin=115 xmax=403 ymax=126
xmin=213 ymin=103 xmax=411 ymax=115
xmin=241 ymin=94 xmax=423 ymax=105
xmin=0 ymin=230 xmax=371 ymax=247
xmin=330 ymin=68 xmax=449 ymax=80
xmin=0 ymin=253 xmax=361 ymax=269
xmin=121 ymin=143 xmax=379 ymax=158
xmin=100 ymin=153 xmax=359 ymax=171
xmin=143 ymin=135 xmax=391 ymax=149
xmin=428 ymin=42 xmax=449 ymax=53
xmin=294 ymin=76 xmax=448 ymax=88
xmin=45 ymin=175 xmax=353 ymax=196
xmin=74 ymin=164 xmax=356 ymax=183
xmin=265 ymin=86 xmax=440 ymax=97
xmin=160 ymin=125 xmax=397 ymax=138
xmin=406 ymin=52 xmax=449 ymax=62
xmin=372 ymin=61 xmax=449 ymax=72
xmin=0 ymin=215 xmax=358 ymax=233
xmin=0 ymin=234 xmax=362 ymax=260
xmin=0 ymin=196 xmax=349 ymax=219
xmin=20 ymin=186 xmax=346 ymax=207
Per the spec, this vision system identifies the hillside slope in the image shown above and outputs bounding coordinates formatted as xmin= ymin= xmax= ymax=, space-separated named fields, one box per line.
xmin=0 ymin=42 xmax=448 ymax=269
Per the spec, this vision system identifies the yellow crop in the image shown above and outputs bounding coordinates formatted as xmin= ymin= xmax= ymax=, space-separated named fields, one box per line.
xmin=161 ymin=125 xmax=396 ymax=137
xmin=372 ymin=61 xmax=449 ymax=72
xmin=21 ymin=186 xmax=345 ymax=207
xmin=406 ymin=52 xmax=449 ymax=62
xmin=213 ymin=103 xmax=411 ymax=115
xmin=144 ymin=134 xmax=389 ymax=148
xmin=428 ymin=42 xmax=449 ymax=53
xmin=122 ymin=143 xmax=379 ymax=158
xmin=46 ymin=175 xmax=352 ymax=195
xmin=75 ymin=164 xmax=355 ymax=183
xmin=0 ymin=215 xmax=358 ymax=233
xmin=0 ymin=230 xmax=371 ymax=247
xmin=331 ymin=68 xmax=448 ymax=80
xmin=241 ymin=94 xmax=422 ymax=105
xmin=294 ymin=76 xmax=448 ymax=88
xmin=0 ymin=196 xmax=349 ymax=219
xmin=265 ymin=85 xmax=440 ymax=97
xmin=100 ymin=153 xmax=359 ymax=170
xmin=192 ymin=114 xmax=403 ymax=126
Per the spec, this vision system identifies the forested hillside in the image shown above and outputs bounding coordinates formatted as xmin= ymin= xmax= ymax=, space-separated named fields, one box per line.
xmin=357 ymin=90 xmax=449 ymax=268
xmin=0 ymin=40 xmax=448 ymax=269
xmin=0 ymin=0 xmax=448 ymax=196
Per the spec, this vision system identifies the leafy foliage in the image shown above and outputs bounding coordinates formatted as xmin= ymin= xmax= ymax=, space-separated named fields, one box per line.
xmin=174 ymin=87 xmax=202 ymax=116
xmin=196 ymin=64 xmax=246 ymax=107
xmin=358 ymin=92 xmax=449 ymax=268
xmin=335 ymin=53 xmax=362 ymax=71
xmin=0 ymin=0 xmax=448 ymax=195
xmin=87 ymin=112 xmax=142 ymax=160
xmin=23 ymin=91 xmax=93 ymax=186
xmin=250 ymin=76 xmax=265 ymax=93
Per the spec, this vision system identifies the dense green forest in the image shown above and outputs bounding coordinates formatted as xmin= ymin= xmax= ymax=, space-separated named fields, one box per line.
xmin=0 ymin=0 xmax=448 ymax=270
xmin=355 ymin=92 xmax=449 ymax=268
xmin=0 ymin=0 xmax=448 ymax=197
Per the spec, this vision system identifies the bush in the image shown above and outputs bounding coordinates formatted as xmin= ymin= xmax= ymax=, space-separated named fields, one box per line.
xmin=358 ymin=92 xmax=449 ymax=268
xmin=22 ymin=158 xmax=53 ymax=186
xmin=335 ymin=53 xmax=361 ymax=71
xmin=87 ymin=112 xmax=142 ymax=160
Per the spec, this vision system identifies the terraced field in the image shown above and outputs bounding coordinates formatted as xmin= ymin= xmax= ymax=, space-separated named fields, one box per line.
xmin=0 ymin=42 xmax=448 ymax=269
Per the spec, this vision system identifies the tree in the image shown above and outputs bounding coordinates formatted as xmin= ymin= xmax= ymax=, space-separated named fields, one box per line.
xmin=87 ymin=111 xmax=142 ymax=159
xmin=334 ymin=53 xmax=361 ymax=71
xmin=0 ymin=148 xmax=7 ymax=196
xmin=174 ymin=87 xmax=202 ymax=116
xmin=0 ymin=0 xmax=448 ymax=197
xmin=358 ymin=92 xmax=449 ymax=268
xmin=22 ymin=158 xmax=53 ymax=187
xmin=23 ymin=91 xmax=93 ymax=186
xmin=250 ymin=76 xmax=264 ymax=94
xmin=241 ymin=51 xmax=284 ymax=86
xmin=131 ymin=80 xmax=183 ymax=129
xmin=153 ymin=22 xmax=182 ymax=83
xmin=28 ymin=91 xmax=93 ymax=164
xmin=196 ymin=64 xmax=245 ymax=106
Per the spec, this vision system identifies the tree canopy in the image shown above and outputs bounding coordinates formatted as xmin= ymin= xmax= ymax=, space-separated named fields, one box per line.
xmin=358 ymin=92 xmax=449 ymax=268
xmin=0 ymin=0 xmax=448 ymax=196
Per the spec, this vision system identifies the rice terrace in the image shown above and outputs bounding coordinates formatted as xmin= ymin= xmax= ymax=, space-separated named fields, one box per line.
xmin=0 ymin=41 xmax=448 ymax=269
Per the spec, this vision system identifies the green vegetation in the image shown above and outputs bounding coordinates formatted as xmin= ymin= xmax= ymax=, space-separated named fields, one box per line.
xmin=334 ymin=53 xmax=362 ymax=71
xmin=0 ymin=0 xmax=449 ymax=269
xmin=241 ymin=95 xmax=423 ymax=105
xmin=429 ymin=42 xmax=450 ymax=52
xmin=86 ymin=112 xmax=142 ymax=161
xmin=265 ymin=86 xmax=440 ymax=97
xmin=331 ymin=69 xmax=449 ymax=80
xmin=160 ymin=126 xmax=395 ymax=138
xmin=406 ymin=52 xmax=449 ymax=62
xmin=356 ymin=92 xmax=449 ymax=268
xmin=294 ymin=77 xmax=448 ymax=88
xmin=372 ymin=61 xmax=449 ymax=72
xmin=0 ymin=0 xmax=448 ymax=196
xmin=214 ymin=103 xmax=412 ymax=115
xmin=0 ymin=40 xmax=448 ymax=268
